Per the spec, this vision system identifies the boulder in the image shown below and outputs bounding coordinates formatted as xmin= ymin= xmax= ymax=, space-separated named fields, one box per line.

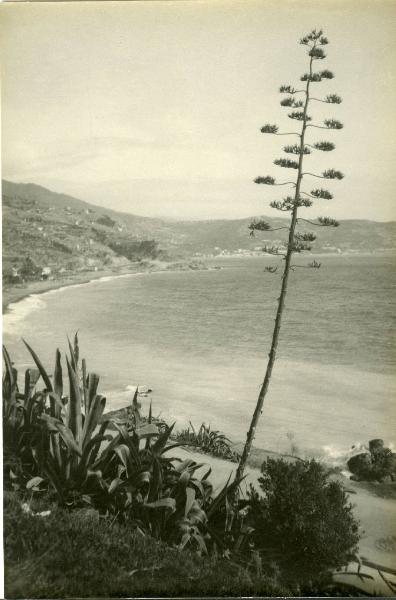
xmin=369 ymin=438 xmax=384 ymax=455
xmin=347 ymin=452 xmax=372 ymax=480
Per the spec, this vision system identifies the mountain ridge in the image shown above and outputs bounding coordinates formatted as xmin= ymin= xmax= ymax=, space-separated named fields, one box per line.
xmin=3 ymin=179 xmax=396 ymax=280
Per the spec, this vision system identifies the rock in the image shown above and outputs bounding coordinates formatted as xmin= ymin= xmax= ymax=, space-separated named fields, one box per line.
xmin=369 ymin=439 xmax=384 ymax=455
xmin=347 ymin=452 xmax=372 ymax=479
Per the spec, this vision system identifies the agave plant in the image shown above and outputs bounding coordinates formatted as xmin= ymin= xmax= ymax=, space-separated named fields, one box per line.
xmin=14 ymin=337 xmax=114 ymax=508
xmin=2 ymin=346 xmax=44 ymax=485
xmin=175 ymin=422 xmax=241 ymax=462
xmin=3 ymin=338 xmax=250 ymax=559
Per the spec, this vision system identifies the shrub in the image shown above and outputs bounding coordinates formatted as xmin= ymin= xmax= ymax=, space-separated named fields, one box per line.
xmin=246 ymin=458 xmax=360 ymax=586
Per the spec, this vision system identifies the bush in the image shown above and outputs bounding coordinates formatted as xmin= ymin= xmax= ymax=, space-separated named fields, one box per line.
xmin=246 ymin=458 xmax=360 ymax=586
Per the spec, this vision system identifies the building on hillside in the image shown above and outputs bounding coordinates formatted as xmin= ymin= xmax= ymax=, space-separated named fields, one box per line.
xmin=41 ymin=266 xmax=52 ymax=280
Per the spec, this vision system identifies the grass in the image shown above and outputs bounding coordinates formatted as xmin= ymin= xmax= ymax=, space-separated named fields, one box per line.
xmin=3 ymin=491 xmax=290 ymax=599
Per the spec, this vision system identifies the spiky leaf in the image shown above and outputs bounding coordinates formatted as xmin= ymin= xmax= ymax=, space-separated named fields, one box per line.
xmin=310 ymin=188 xmax=333 ymax=199
xmin=314 ymin=141 xmax=335 ymax=151
xmin=260 ymin=124 xmax=278 ymax=134
xmin=274 ymin=158 xmax=299 ymax=169
xmin=324 ymin=119 xmax=343 ymax=130
xmin=254 ymin=176 xmax=275 ymax=185
xmin=318 ymin=216 xmax=340 ymax=227
xmin=322 ymin=169 xmax=344 ymax=180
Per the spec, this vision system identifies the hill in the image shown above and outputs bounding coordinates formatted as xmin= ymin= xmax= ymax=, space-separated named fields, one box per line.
xmin=3 ymin=179 xmax=396 ymax=281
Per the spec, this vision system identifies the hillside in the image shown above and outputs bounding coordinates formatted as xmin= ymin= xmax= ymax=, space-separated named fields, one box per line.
xmin=3 ymin=179 xmax=396 ymax=281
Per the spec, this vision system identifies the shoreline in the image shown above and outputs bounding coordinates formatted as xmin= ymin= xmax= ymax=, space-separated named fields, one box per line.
xmin=2 ymin=259 xmax=211 ymax=313
xmin=2 ymin=266 xmax=139 ymax=313
xmin=4 ymin=252 xmax=394 ymax=313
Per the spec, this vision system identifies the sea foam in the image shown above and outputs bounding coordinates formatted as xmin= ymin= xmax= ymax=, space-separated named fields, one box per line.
xmin=3 ymin=294 xmax=47 ymax=335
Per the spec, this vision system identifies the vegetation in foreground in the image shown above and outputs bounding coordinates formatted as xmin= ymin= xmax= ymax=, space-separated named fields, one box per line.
xmin=4 ymin=490 xmax=291 ymax=599
xmin=3 ymin=336 xmax=365 ymax=597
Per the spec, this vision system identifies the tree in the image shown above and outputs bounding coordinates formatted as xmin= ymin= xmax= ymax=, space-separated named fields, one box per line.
xmin=235 ymin=29 xmax=343 ymax=483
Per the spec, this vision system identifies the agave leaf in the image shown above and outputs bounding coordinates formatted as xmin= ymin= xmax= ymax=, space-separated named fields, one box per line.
xmin=131 ymin=387 xmax=141 ymax=425
xmin=108 ymin=477 xmax=123 ymax=494
xmin=24 ymin=368 xmax=40 ymax=402
xmin=206 ymin=472 xmax=232 ymax=518
xmin=73 ymin=331 xmax=79 ymax=365
xmin=178 ymin=532 xmax=191 ymax=550
xmin=92 ymin=431 xmax=121 ymax=469
xmin=81 ymin=359 xmax=88 ymax=413
xmin=81 ymin=394 xmax=106 ymax=450
xmin=207 ymin=473 xmax=245 ymax=520
xmin=23 ymin=340 xmax=53 ymax=391
xmin=188 ymin=502 xmax=207 ymax=525
xmin=49 ymin=392 xmax=64 ymax=419
xmin=178 ymin=470 xmax=191 ymax=488
xmin=192 ymin=531 xmax=208 ymax=555
xmin=185 ymin=487 xmax=196 ymax=517
xmin=86 ymin=373 xmax=100 ymax=413
xmin=55 ymin=421 xmax=82 ymax=457
xmin=134 ymin=470 xmax=151 ymax=487
xmin=67 ymin=336 xmax=77 ymax=371
xmin=112 ymin=422 xmax=141 ymax=469
xmin=147 ymin=455 xmax=162 ymax=503
xmin=148 ymin=401 xmax=152 ymax=424
xmin=53 ymin=349 xmax=63 ymax=400
xmin=89 ymin=420 xmax=112 ymax=466
xmin=50 ymin=431 xmax=62 ymax=472
xmin=66 ymin=356 xmax=82 ymax=445
xmin=190 ymin=478 xmax=205 ymax=499
xmin=144 ymin=497 xmax=176 ymax=512
xmin=175 ymin=458 xmax=196 ymax=473
xmin=3 ymin=345 xmax=17 ymax=391
xmin=76 ymin=433 xmax=113 ymax=481
xmin=202 ymin=467 xmax=212 ymax=481
xmin=26 ymin=476 xmax=44 ymax=490
xmin=115 ymin=444 xmax=135 ymax=479
xmin=41 ymin=454 xmax=65 ymax=502
xmin=40 ymin=413 xmax=61 ymax=432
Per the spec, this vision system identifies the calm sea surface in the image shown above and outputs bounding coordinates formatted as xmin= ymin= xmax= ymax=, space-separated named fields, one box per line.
xmin=3 ymin=255 xmax=396 ymax=459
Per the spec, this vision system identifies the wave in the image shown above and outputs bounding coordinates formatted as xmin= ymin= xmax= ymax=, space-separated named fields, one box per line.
xmin=3 ymin=294 xmax=47 ymax=334
xmin=2 ymin=271 xmax=147 ymax=335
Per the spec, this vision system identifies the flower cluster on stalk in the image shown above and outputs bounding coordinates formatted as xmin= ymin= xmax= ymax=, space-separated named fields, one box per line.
xmin=251 ymin=28 xmax=343 ymax=263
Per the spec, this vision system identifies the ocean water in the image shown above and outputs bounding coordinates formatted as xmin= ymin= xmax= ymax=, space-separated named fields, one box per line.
xmin=3 ymin=255 xmax=396 ymax=461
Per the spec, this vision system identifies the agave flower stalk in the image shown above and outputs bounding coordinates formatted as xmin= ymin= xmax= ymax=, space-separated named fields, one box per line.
xmin=235 ymin=29 xmax=343 ymax=485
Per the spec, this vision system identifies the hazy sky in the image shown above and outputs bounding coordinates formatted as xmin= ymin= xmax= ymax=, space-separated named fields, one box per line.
xmin=1 ymin=0 xmax=396 ymax=221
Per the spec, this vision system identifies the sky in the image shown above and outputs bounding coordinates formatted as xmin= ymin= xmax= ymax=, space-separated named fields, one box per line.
xmin=1 ymin=0 xmax=396 ymax=221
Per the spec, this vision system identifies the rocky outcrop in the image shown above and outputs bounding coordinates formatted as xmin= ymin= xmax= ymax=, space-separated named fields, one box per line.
xmin=347 ymin=439 xmax=396 ymax=482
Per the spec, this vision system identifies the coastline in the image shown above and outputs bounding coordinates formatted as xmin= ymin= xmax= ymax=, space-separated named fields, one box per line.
xmin=2 ymin=259 xmax=209 ymax=313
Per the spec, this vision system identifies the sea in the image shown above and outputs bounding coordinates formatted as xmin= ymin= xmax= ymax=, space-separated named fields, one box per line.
xmin=3 ymin=254 xmax=396 ymax=463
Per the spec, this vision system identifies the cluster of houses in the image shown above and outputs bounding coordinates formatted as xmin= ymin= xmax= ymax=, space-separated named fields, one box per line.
xmin=5 ymin=262 xmax=52 ymax=284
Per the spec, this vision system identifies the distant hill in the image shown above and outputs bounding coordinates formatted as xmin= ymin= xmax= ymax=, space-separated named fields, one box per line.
xmin=2 ymin=179 xmax=396 ymax=279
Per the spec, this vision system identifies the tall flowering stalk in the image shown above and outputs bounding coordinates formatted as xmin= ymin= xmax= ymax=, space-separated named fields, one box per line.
xmin=235 ymin=29 xmax=343 ymax=484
